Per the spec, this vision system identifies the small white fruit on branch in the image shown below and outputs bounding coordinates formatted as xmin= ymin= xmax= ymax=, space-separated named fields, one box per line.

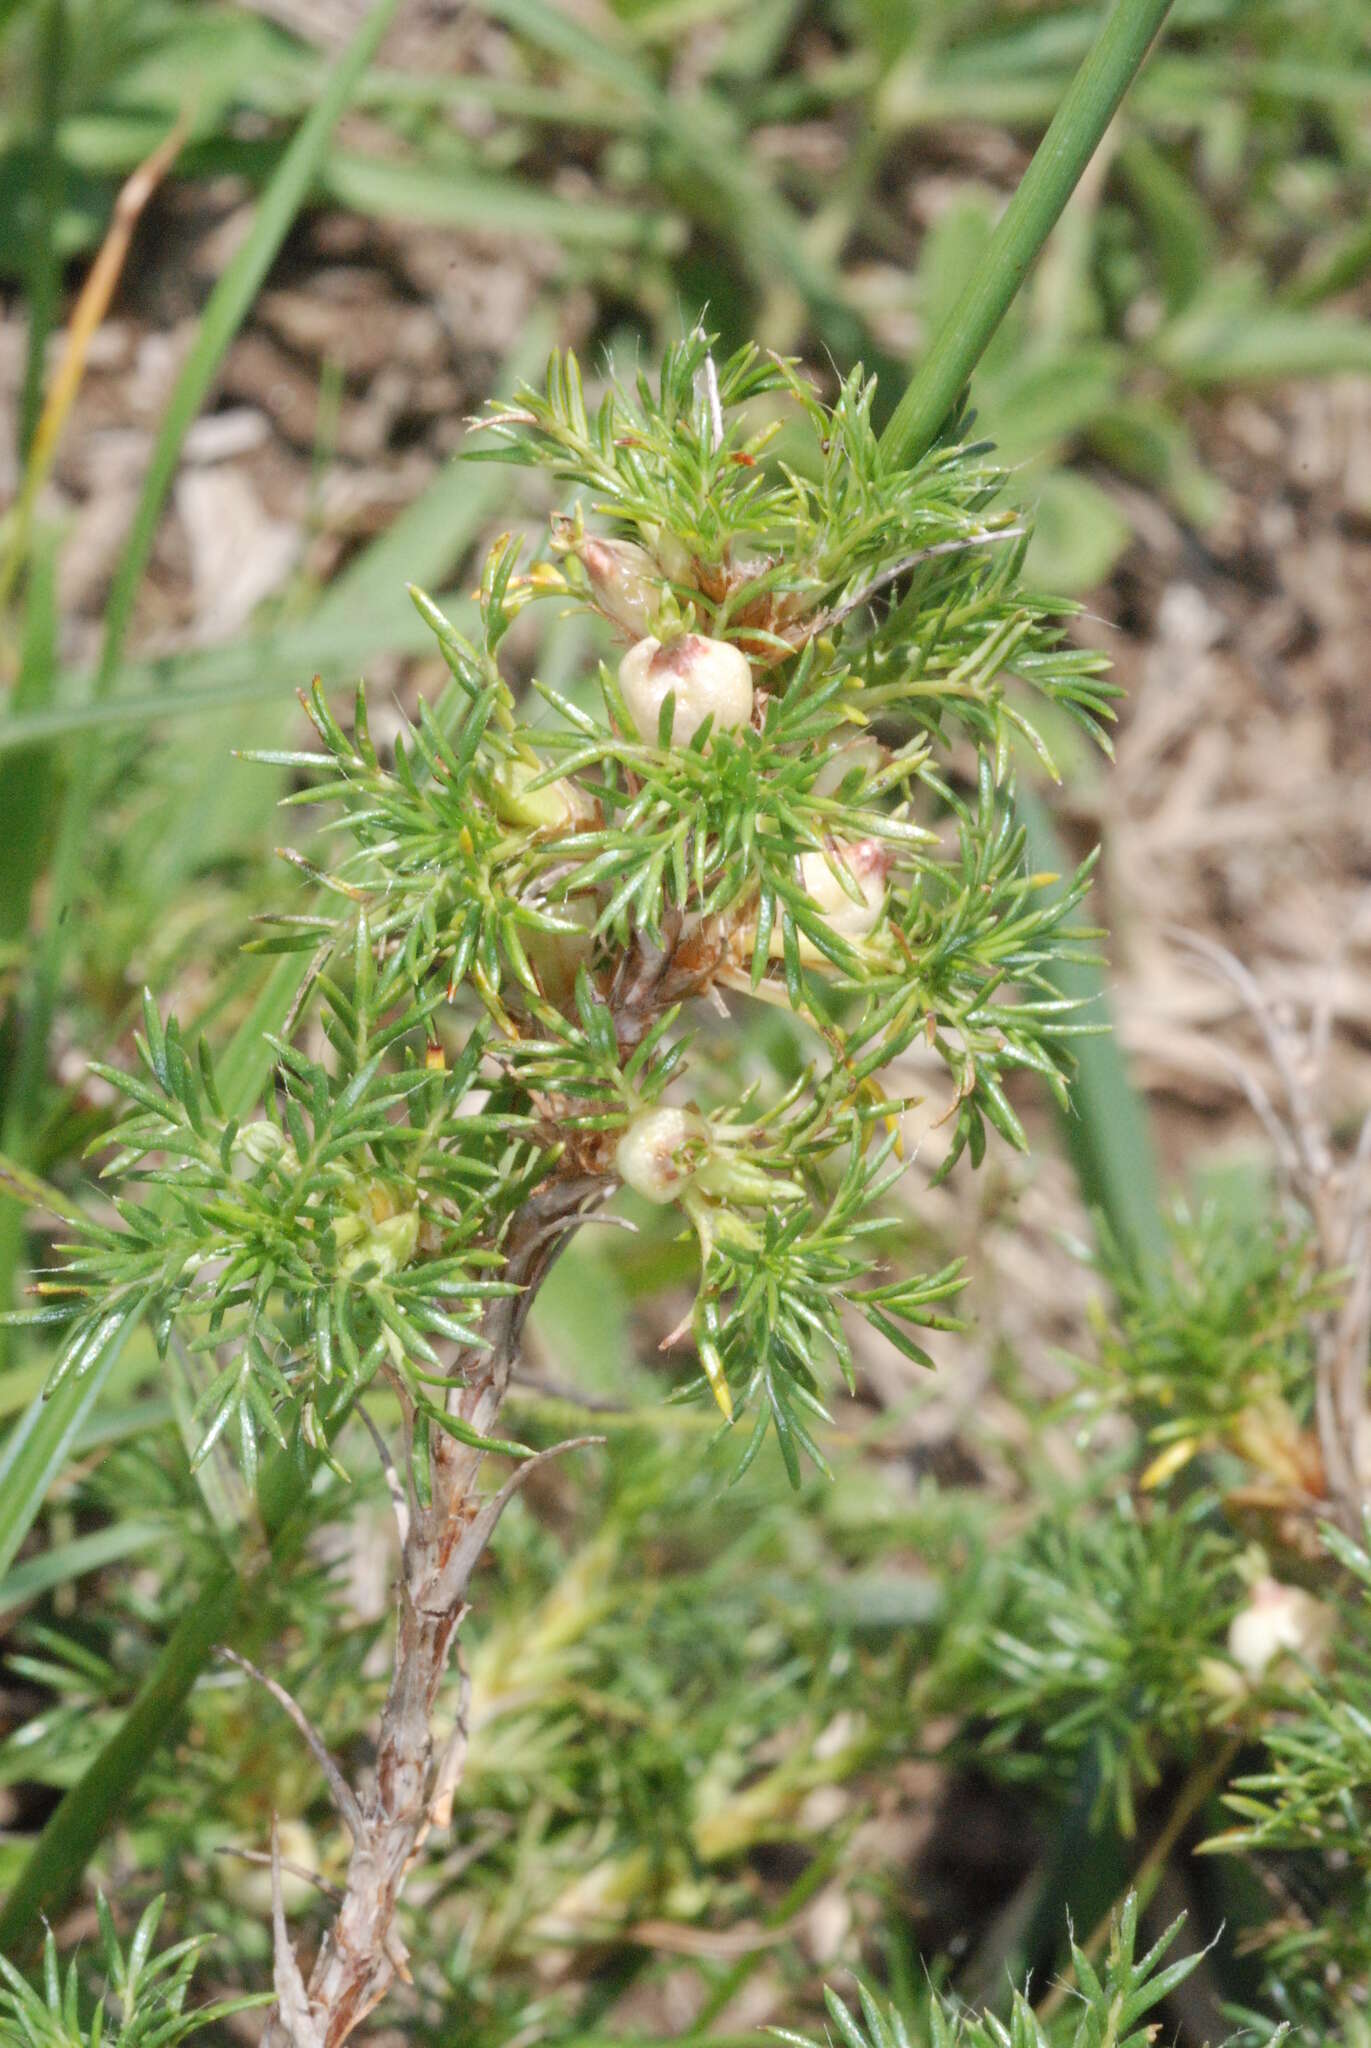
xmin=1227 ymin=1576 xmax=1334 ymax=1682
xmin=813 ymin=737 xmax=885 ymax=799
xmin=619 ymin=633 xmax=753 ymax=747
xmin=802 ymin=840 xmax=890 ymax=941
xmin=769 ymin=838 xmax=891 ymax=962
xmin=615 ymin=1104 xmax=707 ymax=1205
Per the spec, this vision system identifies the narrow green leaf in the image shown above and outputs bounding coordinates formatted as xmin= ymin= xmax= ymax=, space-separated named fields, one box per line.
xmin=1017 ymin=788 xmax=1167 ymax=1282
xmin=0 ymin=1558 xmax=239 ymax=1951
xmin=0 ymin=1308 xmax=139 ymax=1585
xmin=0 ymin=1518 xmax=164 ymax=1611
xmin=880 ymin=0 xmax=1176 ymax=465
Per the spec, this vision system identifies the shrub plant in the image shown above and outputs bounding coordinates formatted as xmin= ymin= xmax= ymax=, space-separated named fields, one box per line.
xmin=23 ymin=4 xmax=1371 ymax=2043
xmin=7 ymin=323 xmax=1115 ymax=2034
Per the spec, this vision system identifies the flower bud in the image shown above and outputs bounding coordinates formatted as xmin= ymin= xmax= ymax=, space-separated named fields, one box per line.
xmin=1227 ymin=1577 xmax=1334 ymax=1681
xmin=491 ymin=758 xmax=594 ymax=832
xmin=231 ymin=1121 xmax=297 ymax=1172
xmin=339 ymin=1207 xmax=420 ymax=1280
xmin=576 ymin=535 xmax=661 ymax=638
xmin=618 ymin=634 xmax=753 ymax=747
xmin=615 ymin=1105 xmax=706 ymax=1205
xmin=644 ymin=523 xmax=695 ymax=586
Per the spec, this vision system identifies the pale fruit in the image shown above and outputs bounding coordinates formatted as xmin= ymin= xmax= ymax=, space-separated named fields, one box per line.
xmin=798 ymin=839 xmax=890 ymax=942
xmin=615 ymin=1105 xmax=706 ymax=1204
xmin=523 ymin=894 xmax=598 ymax=1008
xmin=1227 ymin=1577 xmax=1334 ymax=1680
xmin=231 ymin=1121 xmax=297 ymax=1172
xmin=618 ymin=634 xmax=753 ymax=747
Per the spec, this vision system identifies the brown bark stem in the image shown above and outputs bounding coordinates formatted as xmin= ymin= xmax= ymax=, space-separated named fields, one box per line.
xmin=264 ymin=1173 xmax=608 ymax=2048
xmin=262 ymin=927 xmax=696 ymax=2045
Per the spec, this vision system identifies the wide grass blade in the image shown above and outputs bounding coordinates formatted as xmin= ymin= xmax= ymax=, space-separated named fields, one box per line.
xmin=0 ymin=1518 xmax=165 ymax=1612
xmin=5 ymin=0 xmax=402 ymax=1170
xmin=481 ymin=0 xmax=893 ymax=377
xmin=89 ymin=0 xmax=399 ymax=704
xmin=0 ymin=0 xmax=400 ymax=1563
xmin=0 ymin=308 xmax=551 ymax=758
xmin=322 ymin=151 xmax=682 ymax=250
xmin=0 ymin=606 xmax=470 ymax=750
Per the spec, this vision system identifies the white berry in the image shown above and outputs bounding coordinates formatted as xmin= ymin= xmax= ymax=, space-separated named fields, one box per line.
xmin=799 ymin=838 xmax=890 ymax=941
xmin=615 ymin=1105 xmax=706 ymax=1204
xmin=1228 ymin=1577 xmax=1334 ymax=1680
xmin=813 ymin=737 xmax=884 ymax=799
xmin=618 ymin=633 xmax=753 ymax=747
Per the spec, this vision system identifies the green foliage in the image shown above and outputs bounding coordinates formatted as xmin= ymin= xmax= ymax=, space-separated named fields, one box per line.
xmin=0 ymin=1418 xmax=937 ymax=2035
xmin=6 ymin=995 xmax=517 ymax=1488
xmin=970 ymin=1494 xmax=1242 ymax=1834
xmin=13 ymin=338 xmax=1104 ymax=1484
xmin=1091 ymin=1197 xmax=1333 ymax=1472
xmin=775 ymin=1895 xmax=1221 ymax=2048
xmin=1218 ymin=1525 xmax=1371 ymax=1862
xmin=0 ymin=1894 xmax=263 ymax=2048
xmin=479 ymin=337 xmax=1118 ymax=754
xmin=1202 ymin=1524 xmax=1371 ymax=2031
xmin=5 ymin=0 xmax=1371 ymax=2031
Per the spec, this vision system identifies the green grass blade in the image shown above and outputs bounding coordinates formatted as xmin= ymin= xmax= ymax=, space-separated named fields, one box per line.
xmin=0 ymin=1310 xmax=139 ymax=1584
xmin=481 ymin=0 xmax=892 ymax=376
xmin=16 ymin=0 xmax=64 ymax=457
xmin=0 ymin=1518 xmax=165 ymax=1611
xmin=321 ymin=150 xmax=681 ymax=250
xmin=0 ymin=312 xmax=552 ymax=758
xmin=5 ymin=0 xmax=401 ymax=1174
xmin=86 ymin=0 xmax=399 ymax=707
xmin=1155 ymin=306 xmax=1371 ymax=384
xmin=880 ymin=0 xmax=1176 ymax=466
xmin=0 ymin=530 xmax=57 ymax=934
xmin=0 ymin=1558 xmax=240 ymax=1950
xmin=0 ymin=536 xmax=60 ymax=1364
xmin=1283 ymin=214 xmax=1371 ymax=309
xmin=0 ymin=0 xmax=32 ymax=44
xmin=1017 ymin=788 xmax=1167 ymax=1282
xmin=0 ymin=0 xmax=401 ymax=1601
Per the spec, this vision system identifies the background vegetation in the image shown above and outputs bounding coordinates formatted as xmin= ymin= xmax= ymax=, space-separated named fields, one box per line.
xmin=3 ymin=0 xmax=1371 ymax=2042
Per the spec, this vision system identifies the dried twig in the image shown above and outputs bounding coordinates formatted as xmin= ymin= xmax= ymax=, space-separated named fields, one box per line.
xmin=356 ymin=1402 xmax=410 ymax=1546
xmin=218 ymin=1649 xmax=366 ymax=1842
xmin=270 ymin=1820 xmax=325 ymax=2048
xmin=260 ymin=1176 xmax=613 ymax=2047
xmin=214 ymin=1844 xmax=344 ymax=1905
xmin=0 ymin=112 xmax=188 ymax=615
